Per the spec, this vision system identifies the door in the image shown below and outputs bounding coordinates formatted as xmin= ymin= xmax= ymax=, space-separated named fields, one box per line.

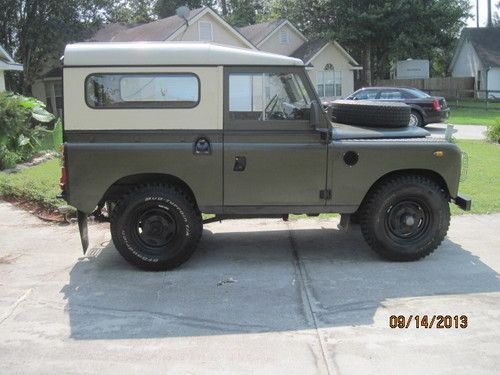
xmin=223 ymin=66 xmax=328 ymax=208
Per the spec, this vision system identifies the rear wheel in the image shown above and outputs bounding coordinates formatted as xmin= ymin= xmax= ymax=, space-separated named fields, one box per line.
xmin=360 ymin=175 xmax=450 ymax=261
xmin=111 ymin=184 xmax=202 ymax=271
xmin=409 ymin=110 xmax=423 ymax=127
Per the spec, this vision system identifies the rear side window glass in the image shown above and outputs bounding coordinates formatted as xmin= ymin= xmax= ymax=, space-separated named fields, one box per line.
xmin=379 ymin=90 xmax=403 ymax=99
xmin=85 ymin=73 xmax=200 ymax=108
xmin=353 ymin=89 xmax=378 ymax=100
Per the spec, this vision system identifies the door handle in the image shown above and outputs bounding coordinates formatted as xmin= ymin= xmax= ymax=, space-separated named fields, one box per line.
xmin=193 ymin=137 xmax=211 ymax=155
xmin=233 ymin=156 xmax=246 ymax=172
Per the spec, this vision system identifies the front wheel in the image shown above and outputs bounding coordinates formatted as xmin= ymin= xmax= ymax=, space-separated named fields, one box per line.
xmin=111 ymin=184 xmax=202 ymax=271
xmin=360 ymin=175 xmax=450 ymax=261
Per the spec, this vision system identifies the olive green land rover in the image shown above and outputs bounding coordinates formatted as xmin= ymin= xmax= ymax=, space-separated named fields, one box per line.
xmin=60 ymin=42 xmax=470 ymax=271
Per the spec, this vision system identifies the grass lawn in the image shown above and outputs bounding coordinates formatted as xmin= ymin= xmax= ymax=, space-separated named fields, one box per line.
xmin=451 ymin=140 xmax=500 ymax=215
xmin=0 ymin=140 xmax=498 ymax=216
xmin=0 ymin=158 xmax=64 ymax=210
xmin=449 ymin=106 xmax=500 ymax=126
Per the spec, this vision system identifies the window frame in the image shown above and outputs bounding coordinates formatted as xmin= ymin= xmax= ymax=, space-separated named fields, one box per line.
xmin=198 ymin=21 xmax=213 ymax=42
xmin=224 ymin=66 xmax=319 ymax=131
xmin=316 ymin=69 xmax=342 ymax=99
xmin=84 ymin=72 xmax=201 ymax=110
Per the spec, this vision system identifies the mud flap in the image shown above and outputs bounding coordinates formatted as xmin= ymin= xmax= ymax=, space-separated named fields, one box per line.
xmin=77 ymin=211 xmax=89 ymax=254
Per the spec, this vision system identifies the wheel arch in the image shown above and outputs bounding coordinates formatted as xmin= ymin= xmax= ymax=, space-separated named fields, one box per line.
xmin=101 ymin=173 xmax=198 ymax=207
xmin=359 ymin=168 xmax=450 ymax=209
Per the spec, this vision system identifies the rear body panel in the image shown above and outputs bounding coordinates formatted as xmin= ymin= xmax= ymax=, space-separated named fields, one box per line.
xmin=65 ymin=130 xmax=223 ymax=214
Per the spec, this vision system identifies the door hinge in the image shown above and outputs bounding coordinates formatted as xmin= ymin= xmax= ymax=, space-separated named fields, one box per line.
xmin=320 ymin=189 xmax=332 ymax=200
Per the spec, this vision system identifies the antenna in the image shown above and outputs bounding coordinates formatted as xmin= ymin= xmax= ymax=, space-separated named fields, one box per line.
xmin=176 ymin=5 xmax=190 ymax=27
xmin=487 ymin=0 xmax=493 ymax=27
xmin=476 ymin=0 xmax=479 ymax=27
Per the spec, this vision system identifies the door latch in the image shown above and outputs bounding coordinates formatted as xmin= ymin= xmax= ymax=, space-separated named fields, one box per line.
xmin=233 ymin=156 xmax=246 ymax=172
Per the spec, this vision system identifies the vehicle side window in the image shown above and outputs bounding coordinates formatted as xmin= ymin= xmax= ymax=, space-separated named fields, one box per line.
xmin=85 ymin=73 xmax=200 ymax=109
xmin=353 ymin=89 xmax=378 ymax=100
xmin=229 ymin=72 xmax=311 ymax=121
xmin=379 ymin=90 xmax=403 ymax=100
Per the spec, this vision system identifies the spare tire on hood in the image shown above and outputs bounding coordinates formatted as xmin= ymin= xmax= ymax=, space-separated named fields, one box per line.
xmin=331 ymin=100 xmax=410 ymax=128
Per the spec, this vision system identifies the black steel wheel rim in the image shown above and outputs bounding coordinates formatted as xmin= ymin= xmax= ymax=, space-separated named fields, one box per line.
xmin=133 ymin=207 xmax=178 ymax=250
xmin=384 ymin=199 xmax=431 ymax=243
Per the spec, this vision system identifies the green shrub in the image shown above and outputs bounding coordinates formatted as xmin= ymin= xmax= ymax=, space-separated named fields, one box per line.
xmin=486 ymin=121 xmax=500 ymax=143
xmin=0 ymin=145 xmax=20 ymax=169
xmin=52 ymin=119 xmax=63 ymax=150
xmin=0 ymin=92 xmax=56 ymax=169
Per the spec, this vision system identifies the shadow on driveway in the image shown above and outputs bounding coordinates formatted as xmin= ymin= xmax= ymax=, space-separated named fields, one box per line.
xmin=61 ymin=225 xmax=500 ymax=340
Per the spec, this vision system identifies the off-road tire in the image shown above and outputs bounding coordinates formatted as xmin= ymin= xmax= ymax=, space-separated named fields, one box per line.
xmin=111 ymin=184 xmax=202 ymax=271
xmin=360 ymin=175 xmax=450 ymax=261
xmin=332 ymin=100 xmax=410 ymax=128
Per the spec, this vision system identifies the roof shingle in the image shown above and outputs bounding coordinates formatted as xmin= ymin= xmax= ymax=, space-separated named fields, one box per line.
xmin=290 ymin=38 xmax=328 ymax=63
xmin=112 ymin=7 xmax=205 ymax=42
xmin=462 ymin=27 xmax=500 ymax=68
xmin=238 ymin=19 xmax=285 ymax=45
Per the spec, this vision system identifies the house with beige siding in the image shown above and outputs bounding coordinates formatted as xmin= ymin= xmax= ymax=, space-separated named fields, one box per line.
xmin=238 ymin=21 xmax=361 ymax=101
xmin=34 ymin=6 xmax=360 ymax=111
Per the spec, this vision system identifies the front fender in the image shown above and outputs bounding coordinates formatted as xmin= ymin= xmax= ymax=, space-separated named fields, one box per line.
xmin=328 ymin=139 xmax=462 ymax=212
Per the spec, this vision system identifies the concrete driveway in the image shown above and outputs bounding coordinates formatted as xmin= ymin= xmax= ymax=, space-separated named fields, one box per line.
xmin=427 ymin=123 xmax=487 ymax=140
xmin=1 ymin=201 xmax=500 ymax=374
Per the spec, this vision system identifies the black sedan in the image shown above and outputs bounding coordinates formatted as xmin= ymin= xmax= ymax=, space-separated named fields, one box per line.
xmin=340 ymin=87 xmax=450 ymax=127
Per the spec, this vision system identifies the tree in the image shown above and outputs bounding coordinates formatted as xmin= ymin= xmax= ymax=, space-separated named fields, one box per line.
xmin=107 ymin=0 xmax=156 ymax=23
xmin=154 ymin=0 xmax=214 ymax=19
xmin=0 ymin=0 xmax=108 ymax=94
xmin=494 ymin=1 xmax=500 ymax=26
xmin=263 ymin=0 xmax=471 ymax=84
xmin=225 ymin=0 xmax=262 ymax=27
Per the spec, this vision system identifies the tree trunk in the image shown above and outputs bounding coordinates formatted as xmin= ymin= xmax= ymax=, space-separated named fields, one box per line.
xmin=365 ymin=41 xmax=372 ymax=86
xmin=220 ymin=0 xmax=228 ymax=16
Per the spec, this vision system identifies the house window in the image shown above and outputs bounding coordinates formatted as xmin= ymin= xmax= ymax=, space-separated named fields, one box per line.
xmin=198 ymin=21 xmax=213 ymax=41
xmin=85 ymin=73 xmax=200 ymax=109
xmin=279 ymin=29 xmax=289 ymax=44
xmin=316 ymin=69 xmax=342 ymax=98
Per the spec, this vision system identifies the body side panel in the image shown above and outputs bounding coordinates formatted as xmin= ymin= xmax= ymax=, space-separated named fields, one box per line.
xmin=65 ymin=133 xmax=223 ymax=213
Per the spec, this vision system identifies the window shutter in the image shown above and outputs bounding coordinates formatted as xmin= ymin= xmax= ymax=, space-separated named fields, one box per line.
xmin=199 ymin=21 xmax=213 ymax=41
xmin=279 ymin=29 xmax=289 ymax=44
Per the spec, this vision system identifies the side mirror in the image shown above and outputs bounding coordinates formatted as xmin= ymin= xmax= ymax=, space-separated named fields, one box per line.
xmin=310 ymin=100 xmax=321 ymax=128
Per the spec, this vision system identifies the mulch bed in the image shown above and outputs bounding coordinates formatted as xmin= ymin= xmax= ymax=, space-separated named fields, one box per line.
xmin=1 ymin=196 xmax=68 ymax=223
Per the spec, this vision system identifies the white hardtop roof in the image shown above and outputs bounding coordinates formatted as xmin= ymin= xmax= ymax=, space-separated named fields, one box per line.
xmin=63 ymin=42 xmax=304 ymax=67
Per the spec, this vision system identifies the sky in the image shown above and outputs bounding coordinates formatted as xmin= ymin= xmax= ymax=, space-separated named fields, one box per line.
xmin=468 ymin=0 xmax=498 ymax=26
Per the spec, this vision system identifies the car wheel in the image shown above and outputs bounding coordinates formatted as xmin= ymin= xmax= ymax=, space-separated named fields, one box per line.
xmin=360 ymin=175 xmax=450 ymax=261
xmin=111 ymin=184 xmax=202 ymax=271
xmin=331 ymin=100 xmax=410 ymax=128
xmin=409 ymin=110 xmax=423 ymax=127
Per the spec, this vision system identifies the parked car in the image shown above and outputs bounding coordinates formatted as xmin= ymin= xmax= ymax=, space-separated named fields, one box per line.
xmin=339 ymin=87 xmax=450 ymax=127
xmin=61 ymin=42 xmax=469 ymax=271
